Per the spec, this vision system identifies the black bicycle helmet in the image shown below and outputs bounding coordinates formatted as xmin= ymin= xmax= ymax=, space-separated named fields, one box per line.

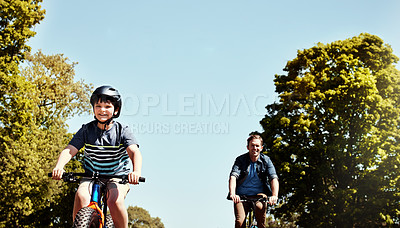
xmin=90 ymin=85 xmax=122 ymax=118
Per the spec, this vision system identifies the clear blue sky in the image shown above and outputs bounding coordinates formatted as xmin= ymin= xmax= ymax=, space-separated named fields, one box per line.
xmin=29 ymin=1 xmax=400 ymax=227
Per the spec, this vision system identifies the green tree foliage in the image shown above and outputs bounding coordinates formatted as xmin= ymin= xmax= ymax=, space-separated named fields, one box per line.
xmin=0 ymin=1 xmax=92 ymax=226
xmin=0 ymin=1 xmax=45 ymax=227
xmin=22 ymin=50 xmax=92 ymax=127
xmin=0 ymin=50 xmax=92 ymax=227
xmin=260 ymin=33 xmax=400 ymax=227
xmin=127 ymin=206 xmax=165 ymax=228
xmin=0 ymin=0 xmax=45 ymax=139
xmin=265 ymin=213 xmax=298 ymax=227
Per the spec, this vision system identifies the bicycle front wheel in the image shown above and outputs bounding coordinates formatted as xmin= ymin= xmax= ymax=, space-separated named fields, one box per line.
xmin=105 ymin=214 xmax=114 ymax=228
xmin=73 ymin=207 xmax=101 ymax=228
xmin=246 ymin=210 xmax=256 ymax=228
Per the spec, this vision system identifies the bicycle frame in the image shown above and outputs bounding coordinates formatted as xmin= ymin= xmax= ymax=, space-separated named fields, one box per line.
xmin=244 ymin=197 xmax=266 ymax=228
xmin=229 ymin=195 xmax=269 ymax=228
xmin=49 ymin=171 xmax=145 ymax=228
xmin=87 ymin=173 xmax=108 ymax=228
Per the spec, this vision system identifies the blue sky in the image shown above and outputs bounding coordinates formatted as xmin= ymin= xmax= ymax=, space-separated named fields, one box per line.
xmin=29 ymin=1 xmax=400 ymax=227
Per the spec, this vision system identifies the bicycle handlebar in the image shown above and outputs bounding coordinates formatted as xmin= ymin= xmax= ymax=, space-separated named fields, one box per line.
xmin=227 ymin=195 xmax=269 ymax=202
xmin=48 ymin=172 xmax=146 ymax=183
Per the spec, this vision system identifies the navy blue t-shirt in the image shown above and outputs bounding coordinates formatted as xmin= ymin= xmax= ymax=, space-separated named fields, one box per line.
xmin=69 ymin=120 xmax=138 ymax=175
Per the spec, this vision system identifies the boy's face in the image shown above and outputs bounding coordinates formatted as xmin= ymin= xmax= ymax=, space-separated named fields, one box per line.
xmin=94 ymin=100 xmax=118 ymax=122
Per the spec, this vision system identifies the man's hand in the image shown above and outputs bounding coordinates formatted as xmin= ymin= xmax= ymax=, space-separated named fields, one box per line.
xmin=268 ymin=195 xmax=278 ymax=205
xmin=230 ymin=194 xmax=241 ymax=204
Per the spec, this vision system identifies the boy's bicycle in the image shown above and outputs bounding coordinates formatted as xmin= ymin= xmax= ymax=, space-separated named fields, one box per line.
xmin=229 ymin=195 xmax=269 ymax=228
xmin=48 ymin=171 xmax=145 ymax=228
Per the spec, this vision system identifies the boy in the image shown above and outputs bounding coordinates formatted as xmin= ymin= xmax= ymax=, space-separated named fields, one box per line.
xmin=52 ymin=85 xmax=142 ymax=228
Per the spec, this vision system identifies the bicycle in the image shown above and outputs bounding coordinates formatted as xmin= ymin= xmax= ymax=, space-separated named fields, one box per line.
xmin=229 ymin=195 xmax=269 ymax=228
xmin=48 ymin=171 xmax=145 ymax=228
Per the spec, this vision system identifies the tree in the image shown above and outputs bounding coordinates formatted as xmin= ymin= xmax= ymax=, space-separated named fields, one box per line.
xmin=127 ymin=206 xmax=165 ymax=228
xmin=0 ymin=2 xmax=92 ymax=226
xmin=0 ymin=50 xmax=92 ymax=227
xmin=0 ymin=1 xmax=45 ymax=227
xmin=265 ymin=212 xmax=298 ymax=227
xmin=0 ymin=0 xmax=45 ymax=139
xmin=260 ymin=33 xmax=400 ymax=227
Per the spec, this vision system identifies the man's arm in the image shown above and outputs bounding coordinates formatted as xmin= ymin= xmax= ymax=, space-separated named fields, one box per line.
xmin=229 ymin=176 xmax=241 ymax=203
xmin=126 ymin=144 xmax=143 ymax=184
xmin=269 ymin=178 xmax=279 ymax=205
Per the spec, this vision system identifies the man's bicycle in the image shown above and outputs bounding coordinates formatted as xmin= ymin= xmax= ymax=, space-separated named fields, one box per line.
xmin=229 ymin=195 xmax=269 ymax=228
xmin=48 ymin=172 xmax=145 ymax=228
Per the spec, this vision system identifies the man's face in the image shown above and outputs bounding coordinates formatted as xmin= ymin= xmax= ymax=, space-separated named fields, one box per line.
xmin=247 ymin=139 xmax=263 ymax=160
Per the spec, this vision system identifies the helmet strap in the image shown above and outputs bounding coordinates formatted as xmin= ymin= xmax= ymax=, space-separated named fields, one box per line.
xmin=94 ymin=116 xmax=114 ymax=130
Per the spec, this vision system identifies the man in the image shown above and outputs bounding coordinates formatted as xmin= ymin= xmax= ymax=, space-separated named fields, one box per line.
xmin=229 ymin=135 xmax=279 ymax=228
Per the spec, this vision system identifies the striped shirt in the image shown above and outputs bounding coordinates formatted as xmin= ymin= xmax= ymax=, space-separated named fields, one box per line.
xmin=69 ymin=120 xmax=138 ymax=175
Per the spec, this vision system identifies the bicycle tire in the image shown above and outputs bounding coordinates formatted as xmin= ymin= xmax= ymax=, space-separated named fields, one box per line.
xmin=105 ymin=214 xmax=114 ymax=228
xmin=72 ymin=207 xmax=101 ymax=228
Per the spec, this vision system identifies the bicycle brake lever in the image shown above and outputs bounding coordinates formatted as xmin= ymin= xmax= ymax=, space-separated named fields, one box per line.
xmin=62 ymin=173 xmax=78 ymax=182
xmin=119 ymin=176 xmax=129 ymax=184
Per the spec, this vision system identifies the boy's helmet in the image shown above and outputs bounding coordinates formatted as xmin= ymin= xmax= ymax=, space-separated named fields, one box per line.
xmin=90 ymin=85 xmax=122 ymax=118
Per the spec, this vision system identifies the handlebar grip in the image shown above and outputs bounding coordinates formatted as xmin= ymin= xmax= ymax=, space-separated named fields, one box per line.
xmin=48 ymin=172 xmax=52 ymax=177
xmin=139 ymin=177 xmax=146 ymax=182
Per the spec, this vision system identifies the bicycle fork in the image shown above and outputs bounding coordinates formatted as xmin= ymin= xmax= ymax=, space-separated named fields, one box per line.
xmin=249 ymin=201 xmax=257 ymax=228
xmin=89 ymin=182 xmax=105 ymax=228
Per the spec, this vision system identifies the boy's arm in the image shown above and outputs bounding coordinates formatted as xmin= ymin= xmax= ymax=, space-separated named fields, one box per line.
xmin=126 ymin=144 xmax=142 ymax=184
xmin=52 ymin=145 xmax=78 ymax=180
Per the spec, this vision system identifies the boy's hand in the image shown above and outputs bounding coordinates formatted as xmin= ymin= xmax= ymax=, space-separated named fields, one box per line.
xmin=128 ymin=171 xmax=141 ymax=185
xmin=52 ymin=167 xmax=65 ymax=180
